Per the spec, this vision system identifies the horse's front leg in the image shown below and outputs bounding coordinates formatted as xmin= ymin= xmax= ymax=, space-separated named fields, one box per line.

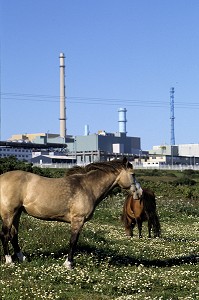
xmin=63 ymin=216 xmax=85 ymax=269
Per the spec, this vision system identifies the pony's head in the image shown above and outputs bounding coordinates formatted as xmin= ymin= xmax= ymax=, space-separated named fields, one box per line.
xmin=129 ymin=174 xmax=143 ymax=200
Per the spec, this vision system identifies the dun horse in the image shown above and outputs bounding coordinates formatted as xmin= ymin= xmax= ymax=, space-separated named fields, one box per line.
xmin=0 ymin=158 xmax=134 ymax=268
xmin=121 ymin=186 xmax=161 ymax=238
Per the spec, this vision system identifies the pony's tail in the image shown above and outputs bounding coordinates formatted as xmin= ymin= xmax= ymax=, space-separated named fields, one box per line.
xmin=142 ymin=189 xmax=161 ymax=237
xmin=142 ymin=189 xmax=156 ymax=213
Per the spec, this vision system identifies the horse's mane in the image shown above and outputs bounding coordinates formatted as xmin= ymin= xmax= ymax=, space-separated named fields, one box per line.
xmin=85 ymin=160 xmax=126 ymax=173
xmin=65 ymin=159 xmax=130 ymax=177
xmin=65 ymin=166 xmax=87 ymax=176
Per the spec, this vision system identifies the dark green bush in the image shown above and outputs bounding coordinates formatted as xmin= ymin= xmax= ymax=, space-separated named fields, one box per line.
xmin=183 ymin=169 xmax=196 ymax=176
xmin=0 ymin=156 xmax=32 ymax=174
xmin=172 ymin=176 xmax=196 ymax=186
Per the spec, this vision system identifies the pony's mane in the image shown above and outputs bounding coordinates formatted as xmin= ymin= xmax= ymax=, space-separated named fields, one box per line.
xmin=65 ymin=159 xmax=130 ymax=177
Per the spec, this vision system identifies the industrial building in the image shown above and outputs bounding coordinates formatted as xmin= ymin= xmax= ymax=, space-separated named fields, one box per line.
xmin=66 ymin=131 xmax=141 ymax=164
xmin=145 ymin=144 xmax=199 ymax=167
xmin=0 ymin=146 xmax=32 ymax=161
xmin=6 ymin=106 xmax=141 ymax=165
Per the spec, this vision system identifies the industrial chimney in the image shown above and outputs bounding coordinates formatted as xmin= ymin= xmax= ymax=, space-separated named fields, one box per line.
xmin=59 ymin=52 xmax=66 ymax=139
xmin=118 ymin=108 xmax=127 ymax=134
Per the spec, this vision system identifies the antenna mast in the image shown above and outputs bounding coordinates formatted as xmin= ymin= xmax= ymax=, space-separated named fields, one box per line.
xmin=170 ymin=87 xmax=175 ymax=145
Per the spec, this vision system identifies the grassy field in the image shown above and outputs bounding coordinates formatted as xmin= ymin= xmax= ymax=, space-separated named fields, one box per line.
xmin=0 ymin=170 xmax=199 ymax=299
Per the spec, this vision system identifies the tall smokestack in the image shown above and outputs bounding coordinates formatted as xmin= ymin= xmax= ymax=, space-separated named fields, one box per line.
xmin=118 ymin=108 xmax=127 ymax=134
xmin=59 ymin=52 xmax=66 ymax=139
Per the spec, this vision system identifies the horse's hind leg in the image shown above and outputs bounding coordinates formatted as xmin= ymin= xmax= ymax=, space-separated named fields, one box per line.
xmin=63 ymin=216 xmax=85 ymax=269
xmin=0 ymin=219 xmax=13 ymax=264
xmin=0 ymin=225 xmax=11 ymax=263
xmin=0 ymin=209 xmax=25 ymax=264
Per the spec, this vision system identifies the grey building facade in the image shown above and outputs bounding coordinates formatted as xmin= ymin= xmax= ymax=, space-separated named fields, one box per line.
xmin=66 ymin=132 xmax=141 ymax=164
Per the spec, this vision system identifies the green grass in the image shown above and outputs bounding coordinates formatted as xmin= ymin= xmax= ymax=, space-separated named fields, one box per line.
xmin=0 ymin=185 xmax=199 ymax=299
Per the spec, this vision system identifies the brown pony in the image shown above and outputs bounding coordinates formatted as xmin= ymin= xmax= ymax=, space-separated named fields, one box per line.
xmin=121 ymin=187 xmax=161 ymax=238
xmin=0 ymin=158 xmax=135 ymax=268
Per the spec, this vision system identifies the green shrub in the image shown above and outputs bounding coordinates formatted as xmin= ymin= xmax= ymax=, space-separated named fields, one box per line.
xmin=172 ymin=176 xmax=196 ymax=186
xmin=0 ymin=156 xmax=32 ymax=174
xmin=182 ymin=169 xmax=195 ymax=176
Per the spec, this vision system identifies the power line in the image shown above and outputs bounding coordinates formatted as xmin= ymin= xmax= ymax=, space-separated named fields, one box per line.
xmin=1 ymin=92 xmax=199 ymax=109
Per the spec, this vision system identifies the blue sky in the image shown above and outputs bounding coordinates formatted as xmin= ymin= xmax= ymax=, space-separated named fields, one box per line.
xmin=1 ymin=0 xmax=199 ymax=150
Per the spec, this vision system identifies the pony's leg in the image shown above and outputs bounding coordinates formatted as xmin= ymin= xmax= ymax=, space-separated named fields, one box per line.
xmin=153 ymin=215 xmax=161 ymax=238
xmin=10 ymin=211 xmax=26 ymax=262
xmin=63 ymin=216 xmax=85 ymax=269
xmin=130 ymin=219 xmax=136 ymax=237
xmin=124 ymin=217 xmax=134 ymax=237
xmin=137 ymin=218 xmax=143 ymax=238
xmin=125 ymin=227 xmax=132 ymax=237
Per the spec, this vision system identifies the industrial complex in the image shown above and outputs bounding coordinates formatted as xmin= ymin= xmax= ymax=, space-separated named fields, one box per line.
xmin=1 ymin=53 xmax=199 ymax=168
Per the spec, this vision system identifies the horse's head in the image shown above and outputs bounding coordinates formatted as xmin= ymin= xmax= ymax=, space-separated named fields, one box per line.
xmin=117 ymin=157 xmax=135 ymax=189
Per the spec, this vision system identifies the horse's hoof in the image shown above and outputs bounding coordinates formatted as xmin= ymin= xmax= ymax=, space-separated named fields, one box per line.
xmin=63 ymin=258 xmax=73 ymax=269
xmin=5 ymin=255 xmax=14 ymax=266
xmin=16 ymin=251 xmax=26 ymax=262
